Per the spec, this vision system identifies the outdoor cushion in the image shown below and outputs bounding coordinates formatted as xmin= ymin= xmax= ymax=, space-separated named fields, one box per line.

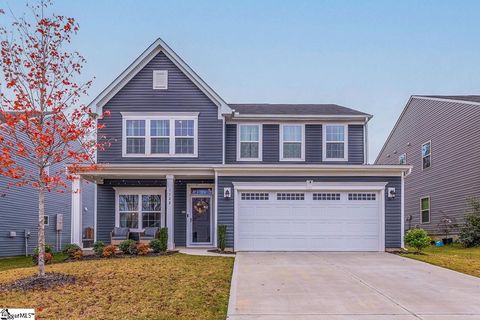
xmin=143 ymin=227 xmax=159 ymax=237
xmin=113 ymin=227 xmax=129 ymax=237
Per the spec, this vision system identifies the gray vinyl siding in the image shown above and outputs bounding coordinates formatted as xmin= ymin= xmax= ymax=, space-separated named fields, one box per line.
xmin=376 ymin=97 xmax=480 ymax=235
xmin=217 ymin=176 xmax=402 ymax=249
xmin=225 ymin=123 xmax=364 ymax=164
xmin=97 ymin=51 xmax=223 ymax=164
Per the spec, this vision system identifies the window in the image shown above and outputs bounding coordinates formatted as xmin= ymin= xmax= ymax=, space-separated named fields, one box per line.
xmin=348 ymin=193 xmax=376 ymax=201
xmin=280 ymin=124 xmax=304 ymax=160
xmin=116 ymin=189 xmax=163 ymax=230
xmin=122 ymin=114 xmax=198 ymax=157
xmin=153 ymin=70 xmax=168 ymax=90
xmin=277 ymin=193 xmax=305 ymax=201
xmin=422 ymin=141 xmax=431 ymax=169
xmin=399 ymin=153 xmax=407 ymax=165
xmin=44 ymin=215 xmax=49 ymax=226
xmin=323 ymin=124 xmax=348 ymax=161
xmin=238 ymin=124 xmax=262 ymax=161
xmin=241 ymin=192 xmax=269 ymax=201
xmin=313 ymin=193 xmax=341 ymax=201
xmin=421 ymin=197 xmax=430 ymax=223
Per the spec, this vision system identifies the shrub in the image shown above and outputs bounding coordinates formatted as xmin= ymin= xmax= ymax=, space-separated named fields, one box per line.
xmin=158 ymin=227 xmax=168 ymax=252
xmin=102 ymin=245 xmax=117 ymax=258
xmin=459 ymin=198 xmax=480 ymax=247
xmin=137 ymin=243 xmax=150 ymax=255
xmin=149 ymin=239 xmax=162 ymax=253
xmin=119 ymin=239 xmax=138 ymax=255
xmin=437 ymin=215 xmax=458 ymax=240
xmin=32 ymin=244 xmax=54 ymax=265
xmin=405 ymin=228 xmax=431 ymax=253
xmin=93 ymin=241 xmax=105 ymax=256
xmin=218 ymin=225 xmax=227 ymax=252
xmin=63 ymin=244 xmax=83 ymax=259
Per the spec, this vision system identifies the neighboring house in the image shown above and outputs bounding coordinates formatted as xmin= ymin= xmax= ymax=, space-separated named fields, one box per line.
xmin=76 ymin=38 xmax=409 ymax=252
xmin=0 ymin=117 xmax=95 ymax=257
xmin=376 ymin=95 xmax=480 ymax=236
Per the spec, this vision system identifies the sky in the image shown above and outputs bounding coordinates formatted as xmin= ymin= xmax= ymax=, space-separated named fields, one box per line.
xmin=2 ymin=0 xmax=480 ymax=161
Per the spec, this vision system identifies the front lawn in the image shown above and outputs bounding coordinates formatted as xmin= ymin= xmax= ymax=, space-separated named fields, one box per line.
xmin=400 ymin=244 xmax=480 ymax=278
xmin=0 ymin=254 xmax=234 ymax=320
xmin=0 ymin=253 xmax=68 ymax=272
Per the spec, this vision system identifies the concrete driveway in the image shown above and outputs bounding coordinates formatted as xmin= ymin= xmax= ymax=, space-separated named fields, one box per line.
xmin=227 ymin=252 xmax=480 ymax=320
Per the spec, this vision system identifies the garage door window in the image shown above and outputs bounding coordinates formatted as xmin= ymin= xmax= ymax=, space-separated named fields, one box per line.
xmin=241 ymin=192 xmax=269 ymax=200
xmin=277 ymin=193 xmax=305 ymax=200
xmin=348 ymin=193 xmax=376 ymax=201
xmin=313 ymin=193 xmax=341 ymax=201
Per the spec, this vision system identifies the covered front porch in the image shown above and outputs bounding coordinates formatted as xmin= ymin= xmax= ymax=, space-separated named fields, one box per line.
xmin=75 ymin=165 xmax=218 ymax=250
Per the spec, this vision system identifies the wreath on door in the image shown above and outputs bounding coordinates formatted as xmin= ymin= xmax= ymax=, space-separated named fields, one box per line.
xmin=193 ymin=199 xmax=209 ymax=215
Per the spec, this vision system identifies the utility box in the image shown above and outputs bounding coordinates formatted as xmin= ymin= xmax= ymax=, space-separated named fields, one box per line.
xmin=56 ymin=214 xmax=64 ymax=231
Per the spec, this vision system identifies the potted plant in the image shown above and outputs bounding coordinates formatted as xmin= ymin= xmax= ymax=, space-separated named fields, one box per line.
xmin=437 ymin=215 xmax=458 ymax=245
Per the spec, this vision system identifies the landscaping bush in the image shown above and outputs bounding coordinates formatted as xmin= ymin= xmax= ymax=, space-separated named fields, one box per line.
xmin=405 ymin=228 xmax=431 ymax=253
xmin=218 ymin=225 xmax=227 ymax=252
xmin=93 ymin=241 xmax=105 ymax=256
xmin=137 ymin=243 xmax=150 ymax=255
xmin=32 ymin=244 xmax=54 ymax=265
xmin=102 ymin=245 xmax=117 ymax=258
xmin=158 ymin=227 xmax=168 ymax=252
xmin=63 ymin=244 xmax=83 ymax=259
xmin=459 ymin=198 xmax=480 ymax=247
xmin=119 ymin=239 xmax=138 ymax=255
xmin=149 ymin=239 xmax=163 ymax=253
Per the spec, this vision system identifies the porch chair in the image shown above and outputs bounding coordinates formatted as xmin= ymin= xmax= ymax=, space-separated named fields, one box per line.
xmin=110 ymin=227 xmax=130 ymax=245
xmin=139 ymin=227 xmax=159 ymax=244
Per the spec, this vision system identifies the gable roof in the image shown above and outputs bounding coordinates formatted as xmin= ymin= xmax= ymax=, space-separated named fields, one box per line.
xmin=89 ymin=38 xmax=232 ymax=118
xmin=230 ymin=103 xmax=371 ymax=118
xmin=375 ymin=94 xmax=480 ymax=163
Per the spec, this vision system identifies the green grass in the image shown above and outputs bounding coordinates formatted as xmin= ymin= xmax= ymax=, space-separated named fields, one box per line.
xmin=0 ymin=254 xmax=234 ymax=320
xmin=401 ymin=243 xmax=480 ymax=278
xmin=0 ymin=253 xmax=68 ymax=272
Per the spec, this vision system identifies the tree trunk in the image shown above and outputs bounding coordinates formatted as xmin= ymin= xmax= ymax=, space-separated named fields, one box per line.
xmin=38 ymin=186 xmax=46 ymax=277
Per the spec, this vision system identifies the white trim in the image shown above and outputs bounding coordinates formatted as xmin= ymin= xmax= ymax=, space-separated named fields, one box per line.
xmin=236 ymin=123 xmax=263 ymax=161
xmin=152 ymin=70 xmax=168 ymax=90
xmin=322 ymin=124 xmax=349 ymax=161
xmin=421 ymin=140 xmax=431 ymax=170
xmin=226 ymin=119 xmax=367 ymax=125
xmin=186 ymin=183 xmax=215 ymax=247
xmin=233 ymin=182 xmax=386 ymax=252
xmin=279 ymin=124 xmax=305 ymax=161
xmin=122 ymin=113 xmax=198 ymax=158
xmin=420 ymin=196 xmax=431 ymax=224
xmin=401 ymin=172 xmax=405 ymax=248
xmin=94 ymin=183 xmax=97 ymax=242
xmin=113 ymin=187 xmax=166 ymax=232
xmin=166 ymin=175 xmax=174 ymax=249
xmin=71 ymin=177 xmax=82 ymax=246
xmin=230 ymin=114 xmax=372 ymax=121
xmin=89 ymin=38 xmax=232 ymax=119
xmin=214 ymin=171 xmax=219 ymax=247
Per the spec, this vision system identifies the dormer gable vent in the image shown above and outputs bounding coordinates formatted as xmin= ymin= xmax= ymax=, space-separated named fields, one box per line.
xmin=153 ymin=70 xmax=168 ymax=90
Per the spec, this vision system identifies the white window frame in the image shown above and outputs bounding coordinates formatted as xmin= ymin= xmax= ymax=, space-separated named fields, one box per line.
xmin=122 ymin=112 xmax=198 ymax=158
xmin=280 ymin=124 xmax=305 ymax=161
xmin=322 ymin=123 xmax=348 ymax=161
xmin=236 ymin=123 xmax=262 ymax=161
xmin=114 ymin=187 xmax=165 ymax=232
xmin=399 ymin=153 xmax=407 ymax=165
xmin=420 ymin=196 xmax=430 ymax=224
xmin=421 ymin=140 xmax=431 ymax=170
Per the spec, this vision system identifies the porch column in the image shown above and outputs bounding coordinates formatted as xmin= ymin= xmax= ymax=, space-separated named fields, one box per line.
xmin=71 ymin=176 xmax=82 ymax=247
xmin=166 ymin=174 xmax=175 ymax=250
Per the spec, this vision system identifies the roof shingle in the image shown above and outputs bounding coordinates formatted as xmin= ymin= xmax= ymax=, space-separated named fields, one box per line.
xmin=229 ymin=103 xmax=371 ymax=117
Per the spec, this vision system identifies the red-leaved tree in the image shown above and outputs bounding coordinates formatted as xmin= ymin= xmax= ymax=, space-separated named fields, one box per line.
xmin=0 ymin=1 xmax=108 ymax=276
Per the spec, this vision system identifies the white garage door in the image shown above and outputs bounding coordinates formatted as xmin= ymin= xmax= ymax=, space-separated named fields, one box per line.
xmin=236 ymin=190 xmax=382 ymax=251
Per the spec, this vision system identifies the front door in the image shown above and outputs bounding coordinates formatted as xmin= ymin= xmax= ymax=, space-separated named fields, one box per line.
xmin=187 ymin=186 xmax=214 ymax=246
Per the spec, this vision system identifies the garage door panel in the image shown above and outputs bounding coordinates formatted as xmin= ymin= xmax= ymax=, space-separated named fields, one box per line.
xmin=236 ymin=190 xmax=382 ymax=251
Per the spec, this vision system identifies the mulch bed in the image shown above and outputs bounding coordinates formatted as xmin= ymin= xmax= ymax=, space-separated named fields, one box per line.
xmin=63 ymin=250 xmax=178 ymax=262
xmin=0 ymin=272 xmax=76 ymax=292
xmin=207 ymin=249 xmax=236 ymax=255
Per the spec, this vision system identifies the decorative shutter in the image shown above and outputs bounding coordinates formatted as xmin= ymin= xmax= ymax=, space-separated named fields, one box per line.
xmin=153 ymin=70 xmax=168 ymax=90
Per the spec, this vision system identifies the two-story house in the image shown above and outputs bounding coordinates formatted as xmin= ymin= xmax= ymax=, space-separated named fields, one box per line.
xmin=376 ymin=95 xmax=480 ymax=236
xmin=74 ymin=38 xmax=410 ymax=252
